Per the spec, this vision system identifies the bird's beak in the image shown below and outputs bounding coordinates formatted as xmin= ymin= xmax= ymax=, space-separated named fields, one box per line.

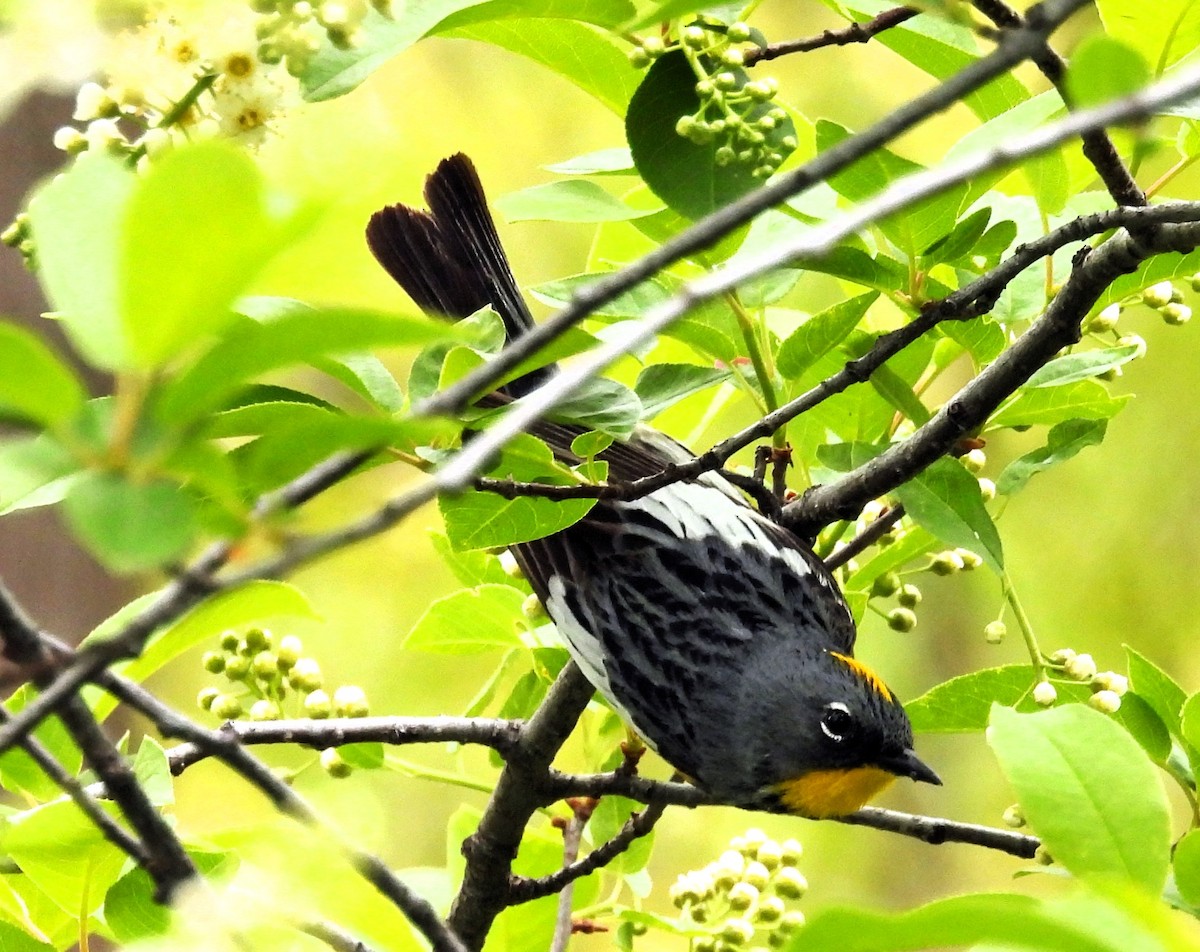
xmin=877 ymin=748 xmax=942 ymax=786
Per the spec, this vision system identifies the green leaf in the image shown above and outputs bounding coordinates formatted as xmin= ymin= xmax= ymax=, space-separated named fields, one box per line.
xmin=921 ymin=206 xmax=991 ymax=265
xmin=0 ymin=688 xmax=82 ymax=801
xmin=997 ymin=419 xmax=1108 ymax=495
xmin=1065 ymin=36 xmax=1151 ymax=109
xmin=1096 ymin=0 xmax=1200 ymax=72
xmin=157 ymin=308 xmax=453 ymax=424
xmin=341 ymin=742 xmax=386 ymax=769
xmin=1126 ymin=646 xmax=1190 ymax=744
xmin=132 ymin=736 xmax=174 ymax=807
xmin=430 ymin=530 xmax=530 ymax=589
xmin=0 ymin=435 xmax=80 ymax=515
xmin=907 ymin=666 xmax=1171 ymax=763
xmin=892 ymin=456 xmax=1003 ymax=572
xmin=626 ymin=50 xmax=796 ymax=219
xmin=104 ymin=849 xmax=233 ymax=943
xmin=1175 ymin=829 xmax=1200 ymax=909
xmin=991 ymin=381 xmax=1129 ymax=428
xmin=783 ymin=889 xmax=1135 ymax=952
xmin=870 ymin=365 xmax=929 ymax=426
xmin=497 ymin=180 xmax=657 ymax=222
xmin=26 ymin=153 xmax=135 ymax=369
xmin=588 ymin=797 xmax=654 ymax=875
xmin=440 ymin=488 xmax=596 ymax=550
xmin=987 ymin=704 xmax=1171 ymax=891
xmin=404 ymin=584 xmax=527 ymax=654
xmin=5 ymin=799 xmax=127 ymax=916
xmin=816 ymin=119 xmax=966 ymax=258
xmin=89 ymin=581 xmax=319 ymax=722
xmin=313 ymin=352 xmax=405 ymax=413
xmin=570 ymin=430 xmax=615 ymax=458
xmin=442 ymin=17 xmax=640 ymax=115
xmin=1026 ymin=345 xmax=1142 ymax=387
xmin=777 ymin=293 xmax=878 ymax=381
xmin=436 ymin=0 xmax=636 ymax=30
xmin=544 ymin=378 xmax=642 ymax=439
xmin=634 ymin=363 xmax=731 ymax=419
xmin=545 ymin=148 xmax=634 ymax=175
xmin=939 ymin=317 xmax=1006 ymax=367
xmin=63 ymin=472 xmax=197 ymax=573
xmin=530 ymin=272 xmax=672 ymax=318
xmin=0 ymin=923 xmax=54 ymax=952
xmin=0 ymin=324 xmax=85 ymax=428
xmin=121 ymin=143 xmax=303 ymax=367
xmin=1182 ymin=691 xmax=1200 ymax=752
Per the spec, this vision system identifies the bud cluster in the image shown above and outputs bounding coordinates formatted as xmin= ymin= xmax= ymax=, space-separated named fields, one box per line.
xmin=628 ymin=21 xmax=794 ymax=179
xmin=1042 ymin=648 xmax=1127 ymax=713
xmin=197 ymin=627 xmax=370 ymax=774
xmin=252 ymin=0 xmax=390 ymax=71
xmin=669 ymin=829 xmax=807 ymax=951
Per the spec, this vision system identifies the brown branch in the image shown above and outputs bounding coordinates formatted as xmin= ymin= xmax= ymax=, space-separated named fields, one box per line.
xmin=744 ymin=6 xmax=918 ymax=66
xmin=971 ymin=0 xmax=1146 ymax=210
xmin=549 ymin=800 xmax=592 ymax=952
xmin=824 ymin=504 xmax=907 ymax=572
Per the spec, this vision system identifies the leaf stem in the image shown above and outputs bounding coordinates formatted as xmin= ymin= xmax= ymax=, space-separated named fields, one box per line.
xmin=725 ymin=291 xmax=787 ymax=449
xmin=1002 ymin=572 xmax=1044 ymax=677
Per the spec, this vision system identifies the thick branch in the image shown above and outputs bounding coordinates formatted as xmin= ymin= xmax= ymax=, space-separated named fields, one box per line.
xmin=744 ymin=7 xmax=917 ymax=65
xmin=783 ymin=217 xmax=1200 ymax=534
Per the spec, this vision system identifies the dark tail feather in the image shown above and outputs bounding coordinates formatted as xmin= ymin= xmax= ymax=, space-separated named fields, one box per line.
xmin=366 ymin=154 xmax=552 ymax=395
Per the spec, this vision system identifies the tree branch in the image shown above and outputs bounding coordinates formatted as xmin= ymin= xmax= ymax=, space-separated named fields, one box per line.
xmin=744 ymin=6 xmax=917 ymax=66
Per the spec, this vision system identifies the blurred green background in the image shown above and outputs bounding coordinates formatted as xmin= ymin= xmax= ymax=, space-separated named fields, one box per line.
xmin=2 ymin=0 xmax=1200 ymax=946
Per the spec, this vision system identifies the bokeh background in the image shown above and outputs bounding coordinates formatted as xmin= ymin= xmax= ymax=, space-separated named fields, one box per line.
xmin=2 ymin=0 xmax=1199 ymax=946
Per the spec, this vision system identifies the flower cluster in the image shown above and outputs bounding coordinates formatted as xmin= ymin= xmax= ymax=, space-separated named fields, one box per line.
xmin=1034 ymin=648 xmax=1128 ymax=713
xmin=252 ymin=0 xmax=391 ymax=73
xmin=669 ymin=829 xmax=808 ymax=951
xmin=197 ymin=627 xmax=371 ymax=775
xmin=628 ymin=21 xmax=794 ymax=179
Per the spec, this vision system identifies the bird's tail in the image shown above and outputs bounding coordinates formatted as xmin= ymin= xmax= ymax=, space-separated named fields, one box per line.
xmin=365 ymin=153 xmax=553 ymax=396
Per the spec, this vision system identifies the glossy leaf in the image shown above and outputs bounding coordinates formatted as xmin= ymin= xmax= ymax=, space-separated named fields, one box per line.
xmin=544 ymin=148 xmax=635 ymax=175
xmin=1175 ymin=830 xmax=1200 ymax=909
xmin=1065 ymin=36 xmax=1150 ymax=109
xmin=544 ymin=378 xmax=642 ymax=438
xmin=634 ymin=363 xmax=731 ymax=419
xmin=405 ymin=584 xmax=527 ymax=654
xmin=0 ymin=324 xmax=86 ymax=428
xmin=892 ymin=456 xmax=1003 ymax=572
xmin=777 ymin=293 xmax=878 ymax=381
xmin=991 ymin=381 xmax=1129 ymax=428
xmin=0 ymin=435 xmax=80 ymax=515
xmin=0 ymin=687 xmax=82 ymax=802
xmin=1095 ymin=0 xmax=1200 ymax=72
xmin=1025 ymin=345 xmax=1141 ymax=388
xmin=440 ymin=488 xmax=596 ymax=550
xmin=430 ymin=530 xmax=530 ymax=589
xmin=988 ymin=704 xmax=1171 ymax=891
xmin=997 ymin=419 xmax=1108 ymax=495
xmin=26 ymin=153 xmax=134 ymax=368
xmin=63 ymin=472 xmax=197 ymax=573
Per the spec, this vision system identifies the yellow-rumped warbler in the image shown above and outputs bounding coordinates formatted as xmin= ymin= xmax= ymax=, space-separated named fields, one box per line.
xmin=366 ymin=155 xmax=940 ymax=818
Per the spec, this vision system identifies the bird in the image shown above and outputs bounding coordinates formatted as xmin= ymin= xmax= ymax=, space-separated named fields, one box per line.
xmin=365 ymin=154 xmax=940 ymax=818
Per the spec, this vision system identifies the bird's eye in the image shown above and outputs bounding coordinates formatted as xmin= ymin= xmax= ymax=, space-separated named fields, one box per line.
xmin=820 ymin=702 xmax=855 ymax=743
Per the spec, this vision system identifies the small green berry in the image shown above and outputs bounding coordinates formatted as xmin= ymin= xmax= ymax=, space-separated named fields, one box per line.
xmin=220 ymin=630 xmax=240 ymax=652
xmin=202 ymin=651 xmax=226 ymax=674
xmin=871 ymin=572 xmax=900 ymax=598
xmin=244 ymin=627 xmax=271 ymax=652
xmin=721 ymin=47 xmax=745 ymax=66
xmin=715 ymin=145 xmax=736 ymax=166
xmin=1063 ymin=652 xmax=1097 ymax=681
xmin=211 ymin=694 xmax=245 ymax=720
xmin=197 ymin=687 xmax=220 ymax=711
xmin=252 ymin=650 xmax=279 ymax=680
xmin=715 ymin=71 xmax=738 ymax=91
xmin=696 ymin=79 xmax=714 ymax=98
xmin=978 ymin=477 xmax=996 ymax=501
xmin=779 ymin=838 xmax=802 ymax=866
xmin=897 ymin=584 xmax=921 ymax=608
xmin=320 ymin=747 xmax=352 ymax=778
xmin=641 ymin=35 xmax=665 ymax=56
xmin=682 ymin=25 xmax=706 ymax=47
xmin=675 ymin=115 xmax=697 ymax=137
xmin=727 ymin=21 xmax=752 ymax=43
xmin=887 ymin=607 xmax=917 ymax=632
xmin=224 ymin=654 xmax=250 ymax=680
xmin=777 ymin=911 xmax=806 ymax=933
xmin=754 ymin=840 xmax=783 ymax=870
xmin=304 ymin=688 xmax=333 ymax=718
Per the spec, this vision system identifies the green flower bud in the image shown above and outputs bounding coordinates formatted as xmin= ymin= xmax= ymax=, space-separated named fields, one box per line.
xmin=197 ymin=687 xmax=220 ymax=711
xmin=978 ymin=477 xmax=996 ymax=501
xmin=728 ymin=880 xmax=759 ymax=911
xmin=984 ymin=620 xmax=1007 ymax=644
xmin=1087 ymin=303 xmax=1121 ymax=333
xmin=53 ymin=126 xmax=87 ymax=154
xmin=962 ymin=448 xmax=986 ymax=473
xmin=333 ymin=684 xmax=370 ymax=718
xmin=1034 ymin=845 xmax=1054 ymax=866
xmin=887 ymin=607 xmax=917 ymax=632
xmin=779 ymin=838 xmax=802 ymax=866
xmin=682 ymin=25 xmax=706 ymax=47
xmin=771 ymin=865 xmax=807 ymax=899
xmin=777 ymin=911 xmax=806 ymax=933
xmin=715 ymin=145 xmax=736 ymax=166
xmin=249 ymin=699 xmax=281 ymax=721
xmin=742 ymin=860 xmax=770 ymax=890
xmin=955 ymin=549 xmax=982 ymax=570
xmin=277 ymin=634 xmax=303 ymax=669
xmin=719 ymin=919 xmax=755 ymax=946
xmin=1162 ymin=303 xmax=1192 ymax=325
xmin=669 ymin=876 xmax=702 ymax=907
xmin=1063 ymin=652 xmax=1097 ymax=681
xmin=871 ymin=572 xmax=901 ymax=598
xmin=220 ymin=630 xmax=240 ymax=652
xmin=320 ymin=747 xmax=352 ymax=778
xmin=727 ymin=22 xmax=752 ymax=42
xmin=304 ymin=688 xmax=333 ymax=719
xmin=244 ymin=627 xmax=271 ymax=652
xmin=1048 ymin=647 xmax=1076 ymax=665
xmin=224 ymin=654 xmax=250 ymax=680
xmin=715 ymin=71 xmax=739 ymax=90
xmin=1088 ymin=689 xmax=1122 ymax=713
xmin=641 ymin=35 xmax=665 ymax=56
xmin=202 ymin=651 xmax=226 ymax=674
xmin=252 ymin=650 xmax=279 ymax=680
xmin=1092 ymin=671 xmax=1128 ymax=696
xmin=1191 ymin=272 xmax=1200 ymax=293
xmin=211 ymin=694 xmax=245 ymax=720
xmin=521 ymin=593 xmax=547 ymax=621
xmin=289 ymin=657 xmax=323 ymax=692
xmin=676 ymin=115 xmax=697 ymax=137
xmin=721 ymin=47 xmax=745 ymax=66
xmin=696 ymin=79 xmax=715 ymax=98
xmin=1116 ymin=333 xmax=1147 ymax=358
xmin=1002 ymin=804 xmax=1025 ymax=828
xmin=929 ymin=551 xmax=964 ymax=576
xmin=753 ymin=896 xmax=785 ymax=925
xmin=1032 ymin=680 xmax=1057 ymax=707
xmin=897 ymin=584 xmax=921 ymax=608
xmin=693 ymin=938 xmax=717 ymax=952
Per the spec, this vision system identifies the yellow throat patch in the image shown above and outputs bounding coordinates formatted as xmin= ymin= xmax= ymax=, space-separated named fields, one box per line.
xmin=773 ymin=766 xmax=896 ymax=819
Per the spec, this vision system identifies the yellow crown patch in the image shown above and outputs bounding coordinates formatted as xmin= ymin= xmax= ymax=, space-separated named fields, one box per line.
xmin=828 ymin=652 xmax=893 ymax=702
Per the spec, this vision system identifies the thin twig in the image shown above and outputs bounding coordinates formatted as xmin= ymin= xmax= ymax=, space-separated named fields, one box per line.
xmin=300 ymin=920 xmax=373 ymax=952
xmin=824 ymin=505 xmax=907 ymax=572
xmin=549 ymin=800 xmax=593 ymax=952
xmin=744 ymin=6 xmax=917 ymax=65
